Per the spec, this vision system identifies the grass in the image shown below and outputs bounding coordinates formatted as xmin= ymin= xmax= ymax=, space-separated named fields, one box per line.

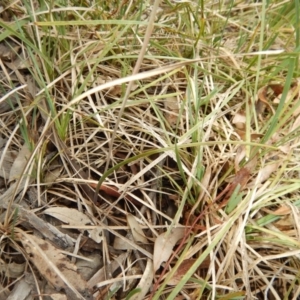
xmin=0 ymin=0 xmax=300 ymax=299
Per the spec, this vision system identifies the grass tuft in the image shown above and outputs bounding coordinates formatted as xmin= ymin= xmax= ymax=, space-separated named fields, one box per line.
xmin=0 ymin=0 xmax=300 ymax=299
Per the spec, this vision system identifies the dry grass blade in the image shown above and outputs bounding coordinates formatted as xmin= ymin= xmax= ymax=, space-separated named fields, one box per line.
xmin=105 ymin=0 xmax=163 ymax=173
xmin=1 ymin=0 xmax=300 ymax=299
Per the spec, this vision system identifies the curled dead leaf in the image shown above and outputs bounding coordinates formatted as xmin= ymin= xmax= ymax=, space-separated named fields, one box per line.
xmin=9 ymin=143 xmax=31 ymax=183
xmin=256 ymin=160 xmax=280 ymax=184
xmin=163 ymin=96 xmax=180 ymax=127
xmin=0 ymin=150 xmax=15 ymax=179
xmin=153 ymin=227 xmax=185 ymax=272
xmin=130 ymin=259 xmax=153 ymax=300
xmin=0 ymin=42 xmax=20 ymax=61
xmin=271 ymin=81 xmax=300 ymax=104
xmin=244 ymin=156 xmax=257 ymax=173
xmin=268 ymin=83 xmax=284 ymax=97
xmin=167 ymin=259 xmax=196 ymax=286
xmin=228 ymin=167 xmax=251 ymax=195
xmin=232 ymin=111 xmax=246 ymax=130
xmin=274 ymin=215 xmax=294 ymax=230
xmin=127 ymin=214 xmax=148 ymax=243
xmin=167 ymin=257 xmax=212 ymax=286
xmin=235 ymin=145 xmax=246 ymax=172
xmin=256 ymin=86 xmax=269 ymax=116
xmin=256 ymin=83 xmax=293 ymax=116
xmin=43 ymin=167 xmax=62 ymax=185
xmin=263 ymin=204 xmax=291 ymax=216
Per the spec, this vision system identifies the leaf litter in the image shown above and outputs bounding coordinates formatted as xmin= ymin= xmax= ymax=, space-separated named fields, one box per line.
xmin=153 ymin=228 xmax=185 ymax=272
xmin=18 ymin=232 xmax=92 ymax=300
xmin=1 ymin=1 xmax=300 ymax=299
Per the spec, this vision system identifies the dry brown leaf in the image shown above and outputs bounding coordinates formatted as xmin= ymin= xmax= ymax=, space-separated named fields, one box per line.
xmin=76 ymin=253 xmax=102 ymax=281
xmin=163 ymin=96 xmax=180 ymax=127
xmin=268 ymin=83 xmax=284 ymax=97
xmin=263 ymin=204 xmax=291 ymax=216
xmin=167 ymin=259 xmax=196 ymax=286
xmin=19 ymin=232 xmax=92 ymax=300
xmin=167 ymin=257 xmax=212 ymax=286
xmin=25 ymin=74 xmax=38 ymax=99
xmin=274 ymin=215 xmax=294 ymax=230
xmin=16 ymin=206 xmax=74 ymax=249
xmin=235 ymin=130 xmax=263 ymax=142
xmin=87 ymin=252 xmax=128 ymax=290
xmin=228 ymin=167 xmax=251 ymax=195
xmin=235 ymin=145 xmax=246 ymax=172
xmin=8 ymin=143 xmax=31 ymax=183
xmin=216 ymin=167 xmax=251 ymax=208
xmin=256 ymin=85 xmax=276 ymax=115
xmin=0 ymin=260 xmax=25 ymax=278
xmin=0 ymin=150 xmax=16 ymax=180
xmin=4 ymin=51 xmax=36 ymax=70
xmin=127 ymin=213 xmax=148 ymax=243
xmin=250 ymin=133 xmax=264 ymax=141
xmin=235 ymin=167 xmax=251 ymax=186
xmin=43 ymin=167 xmax=62 ymax=185
xmin=43 ymin=207 xmax=91 ymax=226
xmin=278 ymin=144 xmax=291 ymax=154
xmin=153 ymin=227 xmax=185 ymax=272
xmin=44 ymin=207 xmax=103 ymax=243
xmin=272 ymin=81 xmax=300 ymax=104
xmin=244 ymin=156 xmax=258 ymax=173
xmin=89 ymin=183 xmax=137 ymax=204
xmin=113 ymin=236 xmax=135 ymax=250
xmin=232 ymin=111 xmax=246 ymax=130
xmin=256 ymin=86 xmax=268 ymax=115
xmin=256 ymin=160 xmax=280 ymax=184
xmin=235 ymin=129 xmax=246 ymax=140
xmin=0 ymin=42 xmax=20 ymax=61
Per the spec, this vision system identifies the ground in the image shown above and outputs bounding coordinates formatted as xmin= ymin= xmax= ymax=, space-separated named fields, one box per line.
xmin=0 ymin=0 xmax=300 ymax=299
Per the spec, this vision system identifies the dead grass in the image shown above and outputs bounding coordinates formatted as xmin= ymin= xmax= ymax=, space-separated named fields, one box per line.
xmin=0 ymin=0 xmax=300 ymax=299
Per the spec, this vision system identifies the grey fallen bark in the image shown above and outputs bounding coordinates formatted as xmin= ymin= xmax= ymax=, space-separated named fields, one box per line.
xmin=0 ymin=179 xmax=74 ymax=249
